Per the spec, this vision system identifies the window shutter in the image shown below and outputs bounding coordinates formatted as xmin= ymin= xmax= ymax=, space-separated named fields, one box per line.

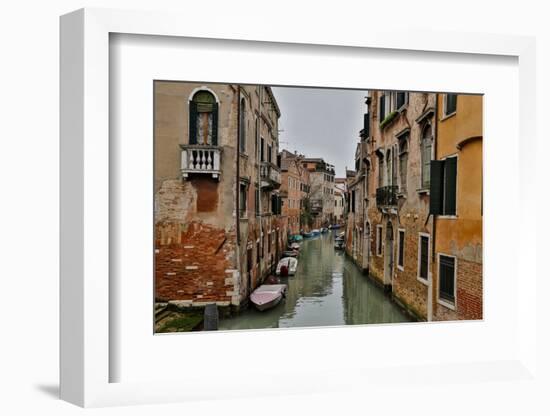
xmin=443 ymin=157 xmax=457 ymax=215
xmin=364 ymin=113 xmax=370 ymax=137
xmin=429 ymin=160 xmax=445 ymax=215
xmin=211 ymin=102 xmax=219 ymax=146
xmin=189 ymin=101 xmax=198 ymax=144
xmin=380 ymin=95 xmax=386 ymax=120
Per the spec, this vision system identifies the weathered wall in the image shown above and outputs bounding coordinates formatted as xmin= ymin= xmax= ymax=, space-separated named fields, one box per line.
xmin=433 ymin=94 xmax=483 ymax=320
xmin=154 ymin=82 xmax=240 ymax=307
xmin=361 ymin=91 xmax=436 ymax=319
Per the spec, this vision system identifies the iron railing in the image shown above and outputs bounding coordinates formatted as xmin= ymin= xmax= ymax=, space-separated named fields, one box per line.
xmin=376 ymin=185 xmax=398 ymax=208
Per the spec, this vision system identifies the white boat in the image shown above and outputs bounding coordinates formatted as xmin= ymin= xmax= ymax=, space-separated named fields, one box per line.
xmin=250 ymin=284 xmax=287 ymax=311
xmin=289 ymin=242 xmax=300 ymax=251
xmin=276 ymin=257 xmax=298 ymax=276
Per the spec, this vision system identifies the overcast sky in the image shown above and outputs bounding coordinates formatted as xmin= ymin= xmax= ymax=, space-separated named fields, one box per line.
xmin=272 ymin=86 xmax=369 ymax=178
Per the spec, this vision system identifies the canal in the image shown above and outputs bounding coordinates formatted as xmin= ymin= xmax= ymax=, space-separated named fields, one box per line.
xmin=219 ymin=231 xmax=413 ymax=331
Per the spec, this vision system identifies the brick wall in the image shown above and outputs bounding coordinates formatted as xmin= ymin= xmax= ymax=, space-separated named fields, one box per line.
xmin=434 ymin=258 xmax=482 ymax=321
xmin=155 ymin=221 xmax=238 ymax=306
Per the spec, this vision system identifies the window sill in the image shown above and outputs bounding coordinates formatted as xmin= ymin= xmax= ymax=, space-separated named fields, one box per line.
xmin=397 ymin=265 xmax=404 ymax=272
xmin=417 ymin=276 xmax=429 ymax=286
xmin=440 ymin=111 xmax=456 ymax=122
xmin=437 ymin=215 xmax=458 ymax=220
xmin=417 ymin=188 xmax=430 ymax=195
xmin=239 ymin=152 xmax=249 ymax=159
xmin=437 ymin=298 xmax=456 ymax=311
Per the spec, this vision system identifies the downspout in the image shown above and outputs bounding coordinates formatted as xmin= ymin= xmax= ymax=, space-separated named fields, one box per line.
xmin=235 ymin=86 xmax=242 ymax=305
xmin=236 ymin=86 xmax=241 ymax=245
xmin=258 ymin=86 xmax=263 ymax=282
xmin=428 ymin=94 xmax=439 ymax=322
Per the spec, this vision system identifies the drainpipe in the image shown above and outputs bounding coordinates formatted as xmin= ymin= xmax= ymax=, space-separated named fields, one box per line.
xmin=258 ymin=86 xmax=263 ymax=282
xmin=428 ymin=94 xmax=439 ymax=322
xmin=236 ymin=86 xmax=241 ymax=246
xmin=235 ymin=86 xmax=243 ymax=304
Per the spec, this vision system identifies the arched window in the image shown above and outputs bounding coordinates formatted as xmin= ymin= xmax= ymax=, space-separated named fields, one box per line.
xmin=239 ymin=98 xmax=246 ymax=153
xmin=421 ymin=124 xmax=432 ymax=188
xmin=189 ymin=90 xmax=218 ymax=146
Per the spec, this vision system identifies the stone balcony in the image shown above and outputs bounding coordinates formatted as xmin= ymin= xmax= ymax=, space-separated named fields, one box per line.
xmin=260 ymin=162 xmax=281 ymax=189
xmin=180 ymin=145 xmax=221 ymax=179
xmin=376 ymin=185 xmax=398 ymax=208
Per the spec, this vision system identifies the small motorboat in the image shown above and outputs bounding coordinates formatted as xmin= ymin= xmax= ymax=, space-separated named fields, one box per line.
xmin=250 ymin=284 xmax=287 ymax=311
xmin=330 ymin=224 xmax=342 ymax=229
xmin=289 ymin=242 xmax=300 ymax=251
xmin=289 ymin=234 xmax=303 ymax=242
xmin=311 ymin=229 xmax=320 ymax=236
xmin=282 ymin=250 xmax=298 ymax=258
xmin=276 ymin=257 xmax=298 ymax=276
xmin=334 ymin=237 xmax=345 ymax=250
xmin=302 ymin=231 xmax=314 ymax=238
xmin=320 ymin=227 xmax=329 ymax=234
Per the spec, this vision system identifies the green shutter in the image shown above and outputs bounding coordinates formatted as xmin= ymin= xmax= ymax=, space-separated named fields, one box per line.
xmin=189 ymin=101 xmax=198 ymax=144
xmin=211 ymin=102 xmax=219 ymax=146
xmin=429 ymin=160 xmax=445 ymax=215
xmin=444 ymin=157 xmax=457 ymax=215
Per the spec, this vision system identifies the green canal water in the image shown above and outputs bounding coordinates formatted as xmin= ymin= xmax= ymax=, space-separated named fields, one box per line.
xmin=219 ymin=232 xmax=413 ymax=331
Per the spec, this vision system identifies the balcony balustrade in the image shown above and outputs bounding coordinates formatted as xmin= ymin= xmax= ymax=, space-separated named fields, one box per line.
xmin=181 ymin=145 xmax=221 ymax=179
xmin=376 ymin=185 xmax=398 ymax=208
xmin=260 ymin=162 xmax=281 ymax=189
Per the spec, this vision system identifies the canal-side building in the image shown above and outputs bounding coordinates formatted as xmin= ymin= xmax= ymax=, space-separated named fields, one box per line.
xmin=430 ymin=93 xmax=483 ymax=320
xmin=348 ymin=90 xmax=437 ymax=320
xmin=302 ymin=158 xmax=336 ymax=228
xmin=280 ymin=149 xmax=310 ymax=236
xmin=345 ymin=142 xmax=368 ymax=271
xmin=154 ymin=82 xmax=286 ymax=310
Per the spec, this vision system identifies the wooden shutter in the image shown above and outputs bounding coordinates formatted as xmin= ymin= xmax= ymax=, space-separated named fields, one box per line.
xmin=364 ymin=113 xmax=370 ymax=137
xmin=211 ymin=103 xmax=219 ymax=146
xmin=380 ymin=95 xmax=386 ymax=120
xmin=443 ymin=157 xmax=457 ymax=215
xmin=189 ymin=101 xmax=198 ymax=144
xmin=429 ymin=160 xmax=445 ymax=215
xmin=439 ymin=255 xmax=455 ymax=302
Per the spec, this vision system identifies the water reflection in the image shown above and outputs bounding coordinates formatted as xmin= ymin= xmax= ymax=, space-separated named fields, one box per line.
xmin=219 ymin=232 xmax=412 ymax=331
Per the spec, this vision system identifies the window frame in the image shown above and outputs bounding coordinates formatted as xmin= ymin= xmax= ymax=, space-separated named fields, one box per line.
xmin=417 ymin=232 xmax=430 ymax=285
xmin=239 ymin=97 xmax=246 ymax=154
xmin=376 ymin=224 xmax=383 ymax=257
xmin=397 ymin=228 xmax=405 ymax=271
xmin=239 ymin=182 xmax=248 ymax=219
xmin=420 ymin=124 xmax=433 ymax=190
xmin=443 ymin=93 xmax=458 ymax=118
xmin=437 ymin=253 xmax=458 ymax=310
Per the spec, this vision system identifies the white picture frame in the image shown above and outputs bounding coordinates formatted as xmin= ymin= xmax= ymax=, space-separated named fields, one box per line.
xmin=60 ymin=7 xmax=539 ymax=408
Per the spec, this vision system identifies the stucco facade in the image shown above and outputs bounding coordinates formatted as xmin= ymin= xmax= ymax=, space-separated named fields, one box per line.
xmin=154 ymin=82 xmax=287 ymax=310
xmin=345 ymin=90 xmax=483 ymax=322
xmin=432 ymin=94 xmax=483 ymax=321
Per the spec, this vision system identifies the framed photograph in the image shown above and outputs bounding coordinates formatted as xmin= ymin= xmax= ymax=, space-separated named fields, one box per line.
xmin=60 ymin=8 xmax=538 ymax=408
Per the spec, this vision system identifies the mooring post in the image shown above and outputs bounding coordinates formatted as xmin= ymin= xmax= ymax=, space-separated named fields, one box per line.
xmin=203 ymin=303 xmax=219 ymax=330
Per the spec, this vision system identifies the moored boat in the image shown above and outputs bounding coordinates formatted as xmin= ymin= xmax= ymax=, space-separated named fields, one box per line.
xmin=334 ymin=237 xmax=345 ymax=250
xmin=282 ymin=250 xmax=299 ymax=258
xmin=276 ymin=256 xmax=298 ymax=276
xmin=289 ymin=242 xmax=300 ymax=251
xmin=250 ymin=284 xmax=287 ymax=311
